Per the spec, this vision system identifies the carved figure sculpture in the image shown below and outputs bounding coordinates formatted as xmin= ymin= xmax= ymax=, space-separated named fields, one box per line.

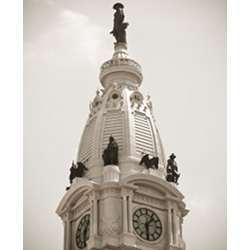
xmin=139 ymin=154 xmax=159 ymax=170
xmin=102 ymin=136 xmax=119 ymax=166
xmin=166 ymin=153 xmax=180 ymax=184
xmin=110 ymin=3 xmax=129 ymax=43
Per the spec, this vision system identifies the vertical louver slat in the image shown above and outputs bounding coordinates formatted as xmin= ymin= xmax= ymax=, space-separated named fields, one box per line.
xmin=102 ymin=111 xmax=124 ymax=153
xmin=134 ymin=111 xmax=155 ymax=156
xmin=78 ymin=117 xmax=96 ymax=163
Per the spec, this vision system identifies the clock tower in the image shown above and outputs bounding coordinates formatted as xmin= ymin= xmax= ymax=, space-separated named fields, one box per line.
xmin=56 ymin=3 xmax=189 ymax=250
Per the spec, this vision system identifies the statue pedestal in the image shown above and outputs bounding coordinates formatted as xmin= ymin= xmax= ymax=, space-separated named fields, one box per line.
xmin=103 ymin=165 xmax=120 ymax=183
xmin=113 ymin=42 xmax=128 ymax=59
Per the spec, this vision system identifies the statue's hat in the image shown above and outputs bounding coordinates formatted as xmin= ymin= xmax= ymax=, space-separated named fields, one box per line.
xmin=113 ymin=3 xmax=124 ymax=10
xmin=170 ymin=153 xmax=176 ymax=159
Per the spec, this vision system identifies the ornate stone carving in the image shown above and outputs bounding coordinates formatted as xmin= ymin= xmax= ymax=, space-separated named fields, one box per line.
xmin=145 ymin=95 xmax=153 ymax=111
xmin=130 ymin=91 xmax=143 ymax=105
xmin=106 ymin=88 xmax=124 ymax=110
xmin=89 ymin=89 xmax=103 ymax=117
xmin=101 ymin=58 xmax=141 ymax=72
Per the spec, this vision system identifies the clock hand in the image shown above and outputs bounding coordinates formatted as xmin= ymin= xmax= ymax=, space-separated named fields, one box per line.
xmin=147 ymin=215 xmax=155 ymax=224
xmin=86 ymin=221 xmax=90 ymax=233
xmin=145 ymin=220 xmax=149 ymax=240
xmin=83 ymin=221 xmax=89 ymax=240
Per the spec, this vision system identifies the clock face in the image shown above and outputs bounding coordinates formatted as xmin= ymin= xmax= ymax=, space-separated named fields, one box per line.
xmin=75 ymin=214 xmax=90 ymax=249
xmin=133 ymin=208 xmax=162 ymax=241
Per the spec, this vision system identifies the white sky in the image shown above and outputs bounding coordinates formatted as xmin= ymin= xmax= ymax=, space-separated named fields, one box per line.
xmin=24 ymin=1 xmax=226 ymax=250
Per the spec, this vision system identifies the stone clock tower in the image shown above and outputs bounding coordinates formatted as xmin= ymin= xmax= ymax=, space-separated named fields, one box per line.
xmin=56 ymin=3 xmax=189 ymax=250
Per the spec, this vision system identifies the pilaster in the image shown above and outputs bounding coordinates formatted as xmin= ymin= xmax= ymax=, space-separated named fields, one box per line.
xmin=120 ymin=185 xmax=137 ymax=247
xmin=64 ymin=212 xmax=72 ymax=250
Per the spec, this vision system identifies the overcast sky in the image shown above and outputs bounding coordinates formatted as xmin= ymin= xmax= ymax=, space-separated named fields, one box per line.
xmin=24 ymin=1 xmax=226 ymax=250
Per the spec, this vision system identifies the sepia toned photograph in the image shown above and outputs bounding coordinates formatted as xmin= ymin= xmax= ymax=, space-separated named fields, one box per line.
xmin=24 ymin=1 xmax=226 ymax=250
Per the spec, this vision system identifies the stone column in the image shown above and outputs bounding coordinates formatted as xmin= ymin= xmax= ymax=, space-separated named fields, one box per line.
xmin=180 ymin=216 xmax=183 ymax=239
xmin=100 ymin=168 xmax=122 ymax=246
xmin=63 ymin=221 xmax=66 ymax=250
xmin=167 ymin=207 xmax=173 ymax=245
xmin=89 ymin=190 xmax=100 ymax=237
xmin=101 ymin=188 xmax=121 ymax=246
xmin=128 ymin=195 xmax=133 ymax=233
xmin=120 ymin=187 xmax=137 ymax=248
xmin=93 ymin=199 xmax=98 ymax=235
xmin=65 ymin=213 xmax=72 ymax=250
xmin=90 ymin=199 xmax=94 ymax=235
xmin=122 ymin=195 xmax=128 ymax=233
xmin=88 ymin=190 xmax=102 ymax=250
xmin=175 ymin=211 xmax=180 ymax=246
xmin=172 ymin=208 xmax=177 ymax=245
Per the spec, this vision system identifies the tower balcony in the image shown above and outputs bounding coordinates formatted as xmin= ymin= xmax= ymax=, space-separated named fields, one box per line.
xmin=99 ymin=43 xmax=143 ymax=89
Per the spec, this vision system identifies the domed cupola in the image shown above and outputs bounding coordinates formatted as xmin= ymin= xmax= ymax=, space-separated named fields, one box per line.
xmin=76 ymin=42 xmax=167 ymax=183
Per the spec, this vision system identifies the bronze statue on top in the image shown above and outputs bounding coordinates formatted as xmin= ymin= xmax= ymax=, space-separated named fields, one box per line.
xmin=110 ymin=3 xmax=129 ymax=43
xmin=102 ymin=136 xmax=119 ymax=166
xmin=166 ymin=153 xmax=180 ymax=184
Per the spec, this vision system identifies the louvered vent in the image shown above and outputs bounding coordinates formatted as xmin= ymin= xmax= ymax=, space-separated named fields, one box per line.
xmin=102 ymin=111 xmax=124 ymax=154
xmin=134 ymin=111 xmax=155 ymax=155
xmin=78 ymin=117 xmax=96 ymax=163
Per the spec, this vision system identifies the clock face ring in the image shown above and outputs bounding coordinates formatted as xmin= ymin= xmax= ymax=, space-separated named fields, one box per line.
xmin=133 ymin=208 xmax=162 ymax=241
xmin=75 ymin=214 xmax=90 ymax=249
